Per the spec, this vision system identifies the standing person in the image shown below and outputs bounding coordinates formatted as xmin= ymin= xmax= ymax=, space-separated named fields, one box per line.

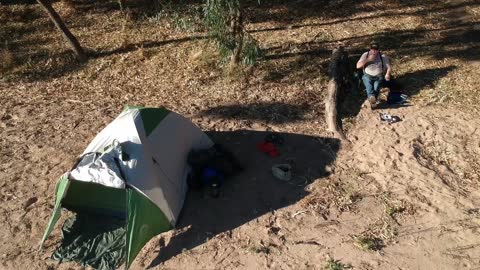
xmin=356 ymin=41 xmax=392 ymax=109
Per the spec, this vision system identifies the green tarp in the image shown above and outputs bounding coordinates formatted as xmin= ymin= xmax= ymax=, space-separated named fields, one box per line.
xmin=46 ymin=181 xmax=172 ymax=270
xmin=52 ymin=213 xmax=126 ymax=270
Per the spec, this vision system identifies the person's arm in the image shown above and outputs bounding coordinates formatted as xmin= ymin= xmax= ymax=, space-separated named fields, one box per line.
xmin=356 ymin=53 xmax=368 ymax=69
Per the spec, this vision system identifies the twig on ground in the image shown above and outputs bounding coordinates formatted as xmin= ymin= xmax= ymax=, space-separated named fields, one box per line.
xmin=293 ymin=239 xmax=324 ymax=246
xmin=66 ymin=99 xmax=84 ymax=104
xmin=291 ymin=210 xmax=309 ymax=218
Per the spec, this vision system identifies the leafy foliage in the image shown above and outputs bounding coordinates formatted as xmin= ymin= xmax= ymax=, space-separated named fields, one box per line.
xmin=204 ymin=0 xmax=263 ymax=66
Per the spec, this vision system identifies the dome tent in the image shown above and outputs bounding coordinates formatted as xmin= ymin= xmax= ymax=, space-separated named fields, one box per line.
xmin=41 ymin=106 xmax=213 ymax=269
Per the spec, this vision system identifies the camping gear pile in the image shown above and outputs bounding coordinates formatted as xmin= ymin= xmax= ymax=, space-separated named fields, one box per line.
xmin=41 ymin=106 xmax=214 ymax=269
xmin=186 ymin=144 xmax=242 ymax=198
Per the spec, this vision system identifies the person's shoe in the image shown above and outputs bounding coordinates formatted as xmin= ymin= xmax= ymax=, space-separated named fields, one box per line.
xmin=368 ymin=96 xmax=377 ymax=109
xmin=379 ymin=87 xmax=390 ymax=102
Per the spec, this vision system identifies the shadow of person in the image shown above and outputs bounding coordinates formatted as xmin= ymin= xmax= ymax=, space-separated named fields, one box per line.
xmin=148 ymin=130 xmax=340 ymax=267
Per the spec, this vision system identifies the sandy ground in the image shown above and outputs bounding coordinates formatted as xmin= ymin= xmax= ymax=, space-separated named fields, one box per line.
xmin=132 ymin=105 xmax=480 ymax=270
xmin=1 ymin=0 xmax=480 ymax=269
xmin=1 ymin=100 xmax=479 ymax=270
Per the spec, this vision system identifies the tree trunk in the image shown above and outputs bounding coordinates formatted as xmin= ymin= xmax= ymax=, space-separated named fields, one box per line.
xmin=36 ymin=0 xmax=87 ymax=62
xmin=325 ymin=46 xmax=350 ymax=141
xmin=229 ymin=6 xmax=243 ymax=68
xmin=325 ymin=79 xmax=347 ymax=141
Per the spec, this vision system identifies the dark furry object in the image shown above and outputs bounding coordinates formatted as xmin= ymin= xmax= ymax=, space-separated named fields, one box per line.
xmin=383 ymin=78 xmax=403 ymax=93
xmin=187 ymin=144 xmax=243 ymax=189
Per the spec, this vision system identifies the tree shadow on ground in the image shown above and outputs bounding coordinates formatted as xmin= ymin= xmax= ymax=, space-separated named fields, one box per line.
xmin=0 ymin=0 xmax=37 ymax=4
xmin=3 ymin=50 xmax=85 ymax=82
xmin=244 ymin=0 xmax=480 ymax=33
xmin=260 ymin=0 xmax=478 ymax=84
xmin=244 ymin=0 xmax=410 ymax=25
xmin=148 ymin=130 xmax=340 ymax=267
xmin=0 ymin=3 xmax=87 ymax=82
xmin=394 ymin=66 xmax=457 ymax=96
xmin=72 ymin=0 xmax=201 ymax=18
xmin=4 ymin=0 xmax=477 ymax=83
xmin=259 ymin=43 xmax=331 ymax=85
xmin=247 ymin=0 xmax=479 ymax=34
xmin=92 ymin=35 xmax=206 ymax=59
xmin=257 ymin=21 xmax=475 ymax=90
xmin=72 ymin=0 xmax=121 ymax=14
xmin=263 ymin=21 xmax=479 ymax=67
xmin=199 ymin=102 xmax=312 ymax=124
xmin=1 ymin=4 xmax=47 ymax=44
xmin=259 ymin=17 xmax=476 ymax=118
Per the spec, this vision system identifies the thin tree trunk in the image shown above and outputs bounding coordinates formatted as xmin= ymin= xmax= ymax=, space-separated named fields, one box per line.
xmin=118 ymin=0 xmax=126 ymax=10
xmin=229 ymin=6 xmax=243 ymax=68
xmin=325 ymin=47 xmax=349 ymax=141
xmin=36 ymin=0 xmax=87 ymax=62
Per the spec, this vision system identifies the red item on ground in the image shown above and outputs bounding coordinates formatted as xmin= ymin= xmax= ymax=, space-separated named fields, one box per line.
xmin=268 ymin=148 xmax=279 ymax=157
xmin=257 ymin=141 xmax=280 ymax=157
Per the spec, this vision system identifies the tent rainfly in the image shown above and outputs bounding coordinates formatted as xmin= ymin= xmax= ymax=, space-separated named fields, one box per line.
xmin=41 ymin=106 xmax=213 ymax=269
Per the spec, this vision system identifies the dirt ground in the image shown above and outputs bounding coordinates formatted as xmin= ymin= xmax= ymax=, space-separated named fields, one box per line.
xmin=1 ymin=0 xmax=480 ymax=269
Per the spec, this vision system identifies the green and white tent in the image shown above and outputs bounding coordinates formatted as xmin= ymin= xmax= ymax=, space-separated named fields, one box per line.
xmin=41 ymin=106 xmax=213 ymax=269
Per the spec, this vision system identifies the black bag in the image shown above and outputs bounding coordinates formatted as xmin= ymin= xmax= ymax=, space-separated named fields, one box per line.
xmin=187 ymin=144 xmax=243 ymax=189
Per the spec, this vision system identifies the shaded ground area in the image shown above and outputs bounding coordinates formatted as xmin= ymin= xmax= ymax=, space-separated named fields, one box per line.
xmin=149 ymin=130 xmax=339 ymax=267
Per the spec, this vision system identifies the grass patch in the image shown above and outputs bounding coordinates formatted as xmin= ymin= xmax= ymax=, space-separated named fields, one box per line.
xmin=299 ymin=179 xmax=363 ymax=218
xmin=354 ymin=235 xmax=385 ymax=251
xmin=353 ymin=212 xmax=400 ymax=252
xmin=385 ymin=205 xmax=405 ymax=219
xmin=246 ymin=239 xmax=273 ymax=255
xmin=323 ymin=257 xmax=352 ymax=270
xmin=248 ymin=245 xmax=270 ymax=254
xmin=378 ymin=192 xmax=416 ymax=221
